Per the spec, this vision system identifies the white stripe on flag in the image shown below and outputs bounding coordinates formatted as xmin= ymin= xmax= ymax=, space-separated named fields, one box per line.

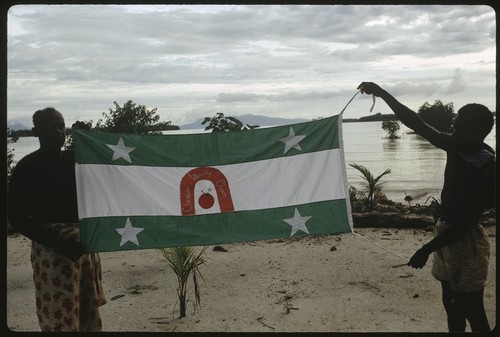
xmin=76 ymin=148 xmax=346 ymax=219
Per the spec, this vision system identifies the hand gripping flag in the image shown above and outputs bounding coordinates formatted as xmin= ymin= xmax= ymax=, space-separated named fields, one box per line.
xmin=73 ymin=114 xmax=353 ymax=252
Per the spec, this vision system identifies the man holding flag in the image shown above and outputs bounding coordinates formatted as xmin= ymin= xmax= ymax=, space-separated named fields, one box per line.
xmin=358 ymin=82 xmax=494 ymax=332
xmin=8 ymin=108 xmax=107 ymax=331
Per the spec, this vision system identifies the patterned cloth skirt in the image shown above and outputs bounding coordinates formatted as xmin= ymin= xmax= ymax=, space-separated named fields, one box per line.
xmin=30 ymin=223 xmax=107 ymax=331
xmin=431 ymin=220 xmax=490 ymax=292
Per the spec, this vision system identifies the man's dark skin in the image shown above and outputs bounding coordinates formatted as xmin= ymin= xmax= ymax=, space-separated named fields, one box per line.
xmin=357 ymin=82 xmax=493 ymax=332
xmin=8 ymin=109 xmax=86 ymax=261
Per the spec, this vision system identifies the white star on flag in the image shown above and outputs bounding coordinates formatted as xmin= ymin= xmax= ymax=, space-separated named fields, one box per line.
xmin=283 ymin=208 xmax=311 ymax=236
xmin=107 ymin=137 xmax=135 ymax=163
xmin=115 ymin=218 xmax=144 ymax=246
xmin=279 ymin=127 xmax=306 ymax=154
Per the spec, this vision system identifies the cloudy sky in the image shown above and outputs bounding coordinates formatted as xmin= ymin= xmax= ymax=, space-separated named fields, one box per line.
xmin=6 ymin=4 xmax=496 ymax=129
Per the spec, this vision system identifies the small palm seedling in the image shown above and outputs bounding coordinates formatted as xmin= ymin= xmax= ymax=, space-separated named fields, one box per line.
xmin=158 ymin=246 xmax=207 ymax=318
xmin=349 ymin=163 xmax=391 ymax=211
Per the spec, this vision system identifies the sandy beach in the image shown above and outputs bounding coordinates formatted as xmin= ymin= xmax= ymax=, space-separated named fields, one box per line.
xmin=5 ymin=225 xmax=496 ymax=333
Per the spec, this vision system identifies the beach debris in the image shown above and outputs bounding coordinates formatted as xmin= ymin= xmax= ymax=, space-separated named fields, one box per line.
xmin=404 ymin=192 xmax=413 ymax=207
xmin=399 ymin=273 xmax=414 ymax=278
xmin=283 ymin=298 xmax=299 ymax=314
xmin=127 ymin=284 xmax=158 ymax=295
xmin=392 ymin=263 xmax=407 ymax=268
xmin=213 ymin=246 xmax=228 ymax=252
xmin=257 ymin=317 xmax=275 ymax=330
xmin=330 ymin=245 xmax=337 ymax=251
xmin=110 ymin=294 xmax=125 ymax=301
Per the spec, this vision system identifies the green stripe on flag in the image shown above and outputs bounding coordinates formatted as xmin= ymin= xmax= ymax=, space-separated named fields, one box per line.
xmin=80 ymin=199 xmax=352 ymax=253
xmin=73 ymin=115 xmax=340 ymax=167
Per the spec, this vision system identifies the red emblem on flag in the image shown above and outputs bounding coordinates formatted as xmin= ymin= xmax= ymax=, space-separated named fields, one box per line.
xmin=198 ymin=192 xmax=215 ymax=209
xmin=180 ymin=167 xmax=235 ymax=215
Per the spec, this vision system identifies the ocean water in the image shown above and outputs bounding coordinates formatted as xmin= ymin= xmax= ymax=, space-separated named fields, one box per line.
xmin=7 ymin=121 xmax=496 ymax=204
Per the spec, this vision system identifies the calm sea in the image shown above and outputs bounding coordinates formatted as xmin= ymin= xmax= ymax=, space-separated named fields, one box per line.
xmin=8 ymin=121 xmax=496 ymax=205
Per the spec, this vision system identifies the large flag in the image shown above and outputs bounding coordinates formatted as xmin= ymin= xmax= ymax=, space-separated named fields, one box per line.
xmin=73 ymin=115 xmax=353 ymax=253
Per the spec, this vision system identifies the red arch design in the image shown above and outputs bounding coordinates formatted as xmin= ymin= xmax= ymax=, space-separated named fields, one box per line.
xmin=180 ymin=166 xmax=235 ymax=215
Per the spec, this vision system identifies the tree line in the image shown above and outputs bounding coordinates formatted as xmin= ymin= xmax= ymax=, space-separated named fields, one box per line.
xmin=8 ymin=100 xmax=179 ymax=138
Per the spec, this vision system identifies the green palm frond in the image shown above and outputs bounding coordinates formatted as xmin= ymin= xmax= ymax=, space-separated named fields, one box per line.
xmin=158 ymin=246 xmax=207 ymax=317
xmin=372 ymin=168 xmax=392 ymax=191
xmin=349 ymin=163 xmax=391 ymax=211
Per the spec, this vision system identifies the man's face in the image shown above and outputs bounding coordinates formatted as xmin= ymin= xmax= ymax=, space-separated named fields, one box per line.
xmin=33 ymin=110 xmax=66 ymax=150
xmin=451 ymin=112 xmax=483 ymax=144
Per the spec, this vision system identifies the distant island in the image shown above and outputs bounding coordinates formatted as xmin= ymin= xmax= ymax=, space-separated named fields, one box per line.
xmin=180 ymin=112 xmax=400 ymax=129
xmin=343 ymin=112 xmax=397 ymax=123
xmin=345 ymin=111 xmax=496 ymax=123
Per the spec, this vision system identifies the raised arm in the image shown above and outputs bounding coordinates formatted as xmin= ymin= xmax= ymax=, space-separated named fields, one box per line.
xmin=357 ymin=82 xmax=454 ymax=151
